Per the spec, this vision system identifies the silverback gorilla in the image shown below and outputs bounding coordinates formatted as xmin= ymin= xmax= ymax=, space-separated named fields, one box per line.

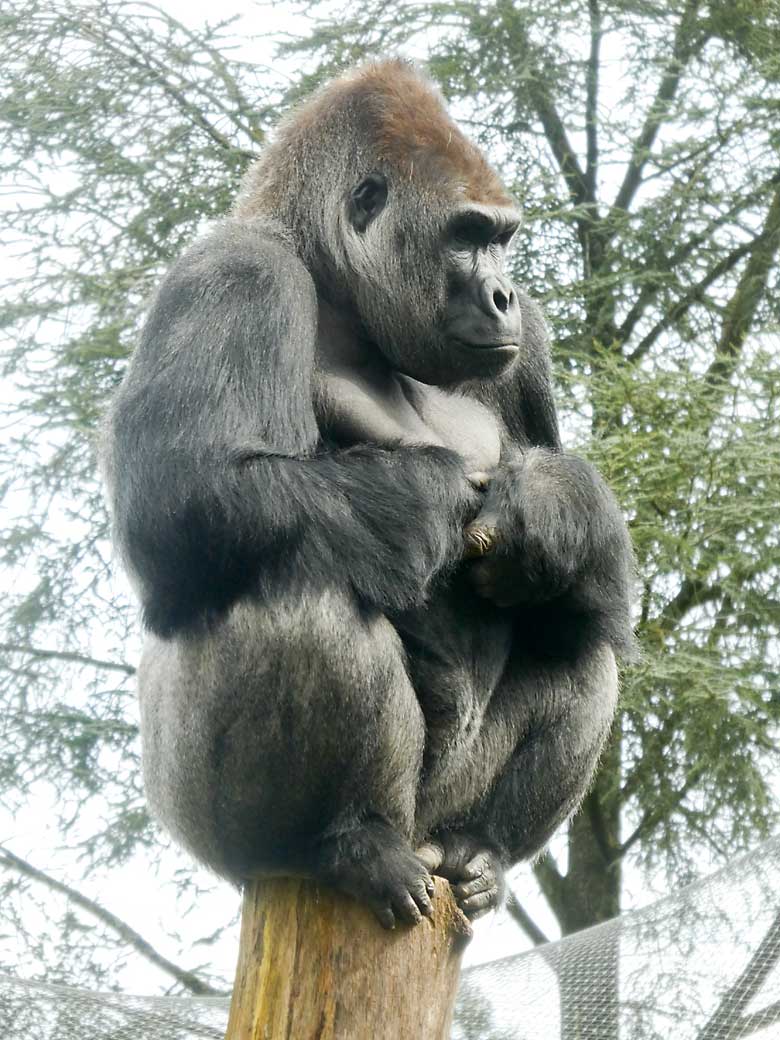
xmin=103 ymin=60 xmax=634 ymax=928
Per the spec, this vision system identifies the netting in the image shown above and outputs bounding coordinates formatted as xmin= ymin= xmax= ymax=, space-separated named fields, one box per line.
xmin=0 ymin=977 xmax=228 ymax=1039
xmin=2 ymin=836 xmax=780 ymax=1039
xmin=455 ymin=835 xmax=780 ymax=1040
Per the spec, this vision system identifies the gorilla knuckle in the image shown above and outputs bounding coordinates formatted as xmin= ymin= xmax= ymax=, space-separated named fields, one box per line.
xmin=463 ymin=520 xmax=499 ymax=558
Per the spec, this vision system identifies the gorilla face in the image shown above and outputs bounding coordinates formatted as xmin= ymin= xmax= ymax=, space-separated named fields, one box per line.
xmin=345 ymin=174 xmax=523 ymax=386
xmin=442 ymin=202 xmax=523 ymax=379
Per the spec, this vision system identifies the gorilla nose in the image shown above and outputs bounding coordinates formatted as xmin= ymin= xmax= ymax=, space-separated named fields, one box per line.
xmin=479 ymin=277 xmax=519 ymax=325
xmin=492 ymin=286 xmax=512 ymax=314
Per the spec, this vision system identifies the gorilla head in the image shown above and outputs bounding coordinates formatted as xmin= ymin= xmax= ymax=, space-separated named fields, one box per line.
xmin=236 ymin=59 xmax=523 ymax=385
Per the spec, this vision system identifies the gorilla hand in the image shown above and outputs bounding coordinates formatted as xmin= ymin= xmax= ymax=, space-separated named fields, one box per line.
xmin=463 ymin=448 xmax=633 ymax=613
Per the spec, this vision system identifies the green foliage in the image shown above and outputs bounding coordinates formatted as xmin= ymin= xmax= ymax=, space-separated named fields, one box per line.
xmin=0 ymin=0 xmax=779 ymax=986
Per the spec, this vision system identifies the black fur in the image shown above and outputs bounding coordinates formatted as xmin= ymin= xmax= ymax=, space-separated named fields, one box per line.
xmin=103 ymin=61 xmax=634 ymax=928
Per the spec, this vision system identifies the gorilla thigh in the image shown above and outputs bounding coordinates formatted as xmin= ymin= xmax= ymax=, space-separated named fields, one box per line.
xmin=138 ymin=590 xmax=426 ymax=888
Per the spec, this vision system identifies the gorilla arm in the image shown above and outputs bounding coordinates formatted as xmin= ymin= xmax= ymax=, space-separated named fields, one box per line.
xmin=466 ymin=292 xmax=635 ymax=659
xmin=421 ymin=298 xmax=632 ymax=906
xmin=429 ymin=448 xmax=631 ymax=909
xmin=104 ymin=218 xmax=478 ymax=637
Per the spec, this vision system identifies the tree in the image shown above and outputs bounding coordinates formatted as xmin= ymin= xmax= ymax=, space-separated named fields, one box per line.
xmin=1 ymin=0 xmax=778 ymax=1003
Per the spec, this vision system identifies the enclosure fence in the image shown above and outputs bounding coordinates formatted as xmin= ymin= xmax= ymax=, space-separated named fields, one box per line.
xmin=2 ymin=835 xmax=780 ymax=1039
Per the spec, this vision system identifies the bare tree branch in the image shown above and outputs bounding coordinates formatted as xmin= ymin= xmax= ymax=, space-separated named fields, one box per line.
xmin=532 ymin=850 xmax=569 ymax=922
xmin=617 ymin=177 xmax=779 ymax=346
xmin=655 ymin=576 xmax=724 ymax=634
xmin=505 ymin=891 xmax=550 ymax=946
xmin=704 ymin=182 xmax=780 ymax=391
xmin=117 ymin=1 xmax=267 ymax=144
xmin=584 ymin=0 xmax=602 ymax=204
xmin=698 ymin=908 xmax=780 ymax=1040
xmin=619 ymin=713 xmax=679 ymax=803
xmin=619 ymin=763 xmax=707 ymax=856
xmin=532 ymin=90 xmax=589 ymax=208
xmin=585 ymin=788 xmax=620 ymax=865
xmin=69 ymin=9 xmax=257 ymax=161
xmin=0 ymin=642 xmax=135 ymax=676
xmin=626 ymin=238 xmax=758 ymax=364
xmin=610 ymin=0 xmax=708 ymax=218
xmin=0 ymin=845 xmax=225 ymax=996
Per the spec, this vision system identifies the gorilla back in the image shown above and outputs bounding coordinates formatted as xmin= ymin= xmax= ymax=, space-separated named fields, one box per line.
xmin=104 ymin=60 xmax=633 ymax=929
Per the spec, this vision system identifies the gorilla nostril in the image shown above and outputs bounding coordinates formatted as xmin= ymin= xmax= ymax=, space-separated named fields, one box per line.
xmin=493 ymin=289 xmax=510 ymax=314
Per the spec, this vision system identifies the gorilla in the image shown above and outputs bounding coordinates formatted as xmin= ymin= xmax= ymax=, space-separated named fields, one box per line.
xmin=103 ymin=59 xmax=633 ymax=929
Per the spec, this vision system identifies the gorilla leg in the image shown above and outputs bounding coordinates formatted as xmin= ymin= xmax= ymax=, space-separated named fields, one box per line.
xmin=138 ymin=588 xmax=432 ymax=927
xmin=416 ymin=638 xmax=618 ymax=916
xmin=471 ymin=639 xmax=618 ymax=861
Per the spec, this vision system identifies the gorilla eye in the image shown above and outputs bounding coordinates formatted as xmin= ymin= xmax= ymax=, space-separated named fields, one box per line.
xmin=492 ymin=226 xmax=519 ymax=250
xmin=452 ymin=213 xmax=494 ymax=248
xmin=451 ymin=213 xmax=518 ymax=250
xmin=349 ymin=174 xmax=388 ymax=232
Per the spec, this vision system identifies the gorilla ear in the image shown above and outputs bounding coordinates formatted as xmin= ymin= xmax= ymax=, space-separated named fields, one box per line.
xmin=349 ymin=174 xmax=388 ymax=232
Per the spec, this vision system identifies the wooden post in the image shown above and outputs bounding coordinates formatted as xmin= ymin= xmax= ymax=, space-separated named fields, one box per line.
xmin=225 ymin=876 xmax=471 ymax=1040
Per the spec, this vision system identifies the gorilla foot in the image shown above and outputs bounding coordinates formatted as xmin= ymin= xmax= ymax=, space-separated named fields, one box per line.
xmin=315 ymin=816 xmax=435 ymax=929
xmin=416 ymin=832 xmax=505 ymax=920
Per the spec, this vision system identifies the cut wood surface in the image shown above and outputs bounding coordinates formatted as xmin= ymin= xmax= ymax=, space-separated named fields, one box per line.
xmin=225 ymin=876 xmax=471 ymax=1040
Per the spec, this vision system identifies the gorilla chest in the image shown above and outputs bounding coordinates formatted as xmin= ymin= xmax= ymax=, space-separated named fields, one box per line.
xmin=411 ymin=382 xmax=503 ymax=473
xmin=318 ymin=370 xmax=503 ymax=473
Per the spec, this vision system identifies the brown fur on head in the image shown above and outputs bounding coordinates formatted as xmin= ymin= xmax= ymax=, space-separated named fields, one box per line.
xmin=236 ymin=58 xmax=511 ymax=231
xmin=302 ymin=59 xmax=510 ymax=204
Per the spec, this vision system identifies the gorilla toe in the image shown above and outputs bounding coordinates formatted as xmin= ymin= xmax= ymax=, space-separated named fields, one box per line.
xmin=452 ymin=849 xmax=504 ymax=919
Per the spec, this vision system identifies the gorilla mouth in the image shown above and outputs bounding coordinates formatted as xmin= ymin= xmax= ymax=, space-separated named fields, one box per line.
xmin=455 ymin=339 xmax=520 ymax=354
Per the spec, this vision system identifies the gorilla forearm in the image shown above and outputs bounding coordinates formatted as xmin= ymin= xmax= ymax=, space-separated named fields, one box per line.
xmin=466 ymin=448 xmax=635 ymax=656
xmin=111 ymin=427 xmax=477 ymax=637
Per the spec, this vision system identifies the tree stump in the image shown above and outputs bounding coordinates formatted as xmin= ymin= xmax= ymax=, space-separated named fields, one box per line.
xmin=225 ymin=876 xmax=471 ymax=1040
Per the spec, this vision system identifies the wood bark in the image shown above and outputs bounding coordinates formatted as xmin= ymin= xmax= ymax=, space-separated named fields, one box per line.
xmin=225 ymin=876 xmax=470 ymax=1040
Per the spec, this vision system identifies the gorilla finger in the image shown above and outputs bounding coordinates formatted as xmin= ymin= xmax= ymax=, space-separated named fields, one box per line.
xmin=411 ymin=878 xmax=435 ymax=916
xmin=454 ymin=874 xmax=492 ymax=900
xmin=463 ymin=851 xmax=494 ymax=880
xmin=463 ymin=523 xmax=497 ymax=559
xmin=414 ymin=892 xmax=434 ymax=918
xmin=393 ymin=889 xmax=423 ymax=925
xmin=373 ymin=904 xmax=397 ymax=930
xmin=436 ymin=833 xmax=468 ymax=870
xmin=414 ymin=841 xmax=444 ymax=873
